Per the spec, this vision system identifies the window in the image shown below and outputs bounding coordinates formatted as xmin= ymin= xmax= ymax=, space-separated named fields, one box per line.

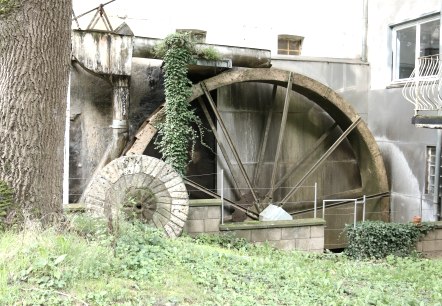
xmin=425 ymin=146 xmax=438 ymax=195
xmin=176 ymin=29 xmax=206 ymax=43
xmin=277 ymin=35 xmax=304 ymax=55
xmin=392 ymin=16 xmax=440 ymax=81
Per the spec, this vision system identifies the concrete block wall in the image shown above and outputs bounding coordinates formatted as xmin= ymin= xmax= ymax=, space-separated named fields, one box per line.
xmin=183 ymin=199 xmax=222 ymax=236
xmin=220 ymin=219 xmax=326 ymax=253
xmin=416 ymin=222 xmax=442 ymax=258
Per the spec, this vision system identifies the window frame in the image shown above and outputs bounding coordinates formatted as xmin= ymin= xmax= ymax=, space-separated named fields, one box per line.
xmin=277 ymin=34 xmax=304 ymax=56
xmin=391 ymin=15 xmax=440 ymax=83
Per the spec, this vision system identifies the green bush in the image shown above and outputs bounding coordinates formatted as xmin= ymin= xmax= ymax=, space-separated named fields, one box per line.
xmin=344 ymin=221 xmax=434 ymax=260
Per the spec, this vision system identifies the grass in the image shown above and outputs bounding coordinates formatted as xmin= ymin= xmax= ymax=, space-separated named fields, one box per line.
xmin=1 ymin=216 xmax=442 ymax=305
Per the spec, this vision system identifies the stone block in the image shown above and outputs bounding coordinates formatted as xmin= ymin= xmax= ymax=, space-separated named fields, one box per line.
xmin=281 ymin=227 xmax=310 ymax=240
xmin=185 ymin=219 xmax=205 ymax=234
xmin=207 ymin=206 xmax=221 ymax=219
xmin=234 ymin=230 xmax=251 ymax=240
xmin=204 ymin=219 xmax=220 ymax=232
xmin=309 ymin=237 xmax=324 ymax=251
xmin=188 ymin=207 xmax=207 ymax=220
xmin=269 ymin=239 xmax=297 ymax=251
xmin=422 ymin=230 xmax=436 ymax=241
xmin=435 ymin=229 xmax=442 ymax=240
xmin=296 ymin=239 xmax=310 ymax=251
xmin=416 ymin=241 xmax=423 ymax=252
xmin=251 ymin=228 xmax=281 ymax=242
xmin=310 ymin=226 xmax=324 ymax=238
xmin=422 ymin=240 xmax=441 ymax=252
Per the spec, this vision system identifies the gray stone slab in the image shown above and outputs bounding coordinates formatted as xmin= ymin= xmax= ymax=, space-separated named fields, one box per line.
xmin=296 ymin=238 xmax=310 ymax=251
xmin=422 ymin=240 xmax=442 ymax=252
xmin=309 ymin=237 xmax=324 ymax=251
xmin=204 ymin=219 xmax=220 ymax=232
xmin=268 ymin=239 xmax=297 ymax=251
xmin=188 ymin=207 xmax=207 ymax=220
xmin=233 ymin=230 xmax=251 ymax=240
xmin=207 ymin=206 xmax=221 ymax=219
xmin=186 ymin=219 xmax=205 ymax=233
xmin=310 ymin=226 xmax=324 ymax=238
xmin=281 ymin=227 xmax=311 ymax=240
xmin=251 ymin=228 xmax=281 ymax=242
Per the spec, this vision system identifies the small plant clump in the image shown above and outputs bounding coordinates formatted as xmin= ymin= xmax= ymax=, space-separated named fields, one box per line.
xmin=0 ymin=0 xmax=19 ymax=16
xmin=196 ymin=46 xmax=221 ymax=61
xmin=344 ymin=220 xmax=435 ymax=260
xmin=0 ymin=180 xmax=13 ymax=229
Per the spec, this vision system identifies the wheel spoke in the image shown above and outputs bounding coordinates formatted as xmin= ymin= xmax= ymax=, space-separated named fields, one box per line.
xmin=267 ymin=122 xmax=338 ymax=198
xmin=200 ymin=82 xmax=261 ymax=212
xmin=198 ymin=97 xmax=241 ymax=199
xmin=279 ymin=116 xmax=362 ymax=206
xmin=183 ymin=178 xmax=259 ymax=219
xmin=269 ymin=73 xmax=292 ymax=199
xmin=253 ymin=84 xmax=278 ymax=186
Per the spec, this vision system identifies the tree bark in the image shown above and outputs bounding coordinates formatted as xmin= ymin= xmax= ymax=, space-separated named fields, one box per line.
xmin=0 ymin=0 xmax=72 ymax=223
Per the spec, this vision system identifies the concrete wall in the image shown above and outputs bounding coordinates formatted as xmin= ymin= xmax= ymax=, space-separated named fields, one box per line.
xmin=367 ymin=0 xmax=441 ymax=222
xmin=183 ymin=199 xmax=222 ymax=235
xmin=68 ymin=58 xmax=165 ymax=202
xmin=417 ymin=222 xmax=442 ymax=258
xmin=219 ymin=219 xmax=325 ymax=252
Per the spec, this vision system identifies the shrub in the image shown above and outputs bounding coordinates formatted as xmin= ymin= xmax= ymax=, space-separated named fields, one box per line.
xmin=344 ymin=221 xmax=434 ymax=260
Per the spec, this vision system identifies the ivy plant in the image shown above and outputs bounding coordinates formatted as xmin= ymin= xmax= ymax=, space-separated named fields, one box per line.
xmin=344 ymin=220 xmax=435 ymax=259
xmin=153 ymin=32 xmax=206 ymax=175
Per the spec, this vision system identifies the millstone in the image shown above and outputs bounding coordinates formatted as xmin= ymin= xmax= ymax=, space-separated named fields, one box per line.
xmin=83 ymin=155 xmax=189 ymax=237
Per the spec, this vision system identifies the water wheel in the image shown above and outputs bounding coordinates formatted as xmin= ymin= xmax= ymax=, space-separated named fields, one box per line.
xmin=127 ymin=68 xmax=389 ymax=248
xmin=83 ymin=155 xmax=189 ymax=237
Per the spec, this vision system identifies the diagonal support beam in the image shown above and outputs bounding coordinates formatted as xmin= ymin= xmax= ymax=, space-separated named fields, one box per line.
xmin=198 ymin=97 xmax=241 ymax=199
xmin=200 ymin=82 xmax=261 ymax=212
xmin=269 ymin=72 xmax=292 ymax=199
xmin=253 ymin=84 xmax=278 ymax=186
xmin=266 ymin=123 xmax=338 ymax=198
xmin=280 ymin=116 xmax=362 ymax=207
xmin=183 ymin=178 xmax=259 ymax=220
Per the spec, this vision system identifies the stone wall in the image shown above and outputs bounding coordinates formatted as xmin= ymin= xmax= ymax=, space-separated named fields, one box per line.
xmin=183 ymin=199 xmax=222 ymax=235
xmin=219 ymin=219 xmax=326 ymax=253
xmin=417 ymin=222 xmax=442 ymax=258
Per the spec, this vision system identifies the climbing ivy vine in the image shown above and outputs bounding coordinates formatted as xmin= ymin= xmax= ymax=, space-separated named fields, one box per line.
xmin=154 ymin=32 xmax=201 ymax=175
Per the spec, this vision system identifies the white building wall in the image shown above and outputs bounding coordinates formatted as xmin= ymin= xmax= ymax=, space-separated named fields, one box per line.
xmin=367 ymin=0 xmax=440 ymax=89
xmin=73 ymin=0 xmax=365 ymax=59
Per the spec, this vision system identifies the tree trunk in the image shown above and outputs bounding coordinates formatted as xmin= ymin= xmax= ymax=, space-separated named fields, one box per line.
xmin=0 ymin=0 xmax=72 ymax=224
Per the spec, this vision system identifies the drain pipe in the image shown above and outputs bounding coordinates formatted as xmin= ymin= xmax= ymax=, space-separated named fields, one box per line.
xmin=79 ymin=76 xmax=130 ymax=203
xmin=361 ymin=0 xmax=368 ymax=62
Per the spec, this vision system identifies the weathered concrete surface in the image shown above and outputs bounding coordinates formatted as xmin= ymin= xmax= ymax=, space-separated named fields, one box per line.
xmin=416 ymin=222 xmax=442 ymax=258
xmin=132 ymin=36 xmax=271 ymax=68
xmin=72 ymin=30 xmax=133 ymax=76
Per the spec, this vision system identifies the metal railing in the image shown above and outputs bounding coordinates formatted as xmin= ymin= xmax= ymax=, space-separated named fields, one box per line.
xmin=322 ymin=196 xmax=366 ymax=228
xmin=402 ymin=54 xmax=442 ymax=113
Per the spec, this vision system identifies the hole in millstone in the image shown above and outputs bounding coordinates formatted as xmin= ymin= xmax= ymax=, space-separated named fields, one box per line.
xmin=122 ymin=186 xmax=158 ymax=222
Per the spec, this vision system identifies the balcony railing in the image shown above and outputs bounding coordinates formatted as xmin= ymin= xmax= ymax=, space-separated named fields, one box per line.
xmin=402 ymin=54 xmax=442 ymax=113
